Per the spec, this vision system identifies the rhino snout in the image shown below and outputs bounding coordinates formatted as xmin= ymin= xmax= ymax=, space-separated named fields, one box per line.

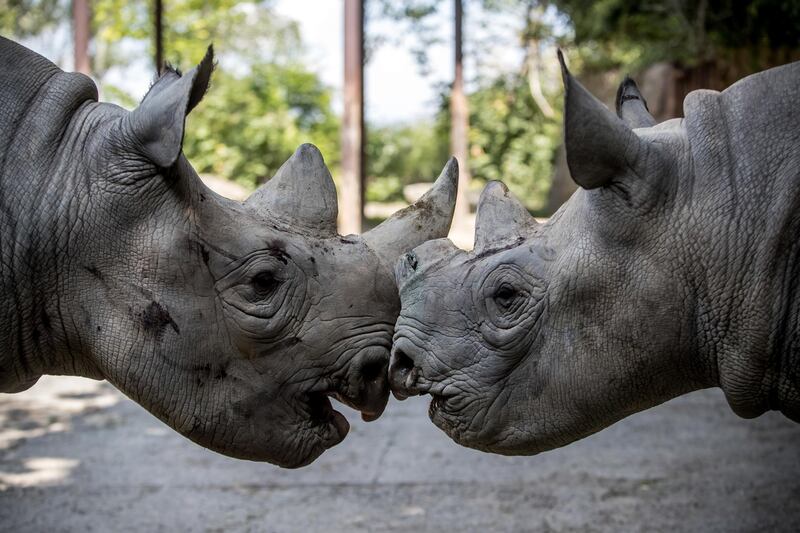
xmin=337 ymin=347 xmax=390 ymax=422
xmin=388 ymin=339 xmax=425 ymax=401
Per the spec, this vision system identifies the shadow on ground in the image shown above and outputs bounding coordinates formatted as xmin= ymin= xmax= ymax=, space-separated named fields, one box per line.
xmin=0 ymin=376 xmax=798 ymax=532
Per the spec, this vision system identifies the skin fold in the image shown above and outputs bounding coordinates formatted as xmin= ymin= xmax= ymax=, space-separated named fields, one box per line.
xmin=389 ymin=52 xmax=800 ymax=455
xmin=0 ymin=37 xmax=458 ymax=467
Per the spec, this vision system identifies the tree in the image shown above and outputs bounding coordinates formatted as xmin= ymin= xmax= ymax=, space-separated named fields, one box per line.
xmin=373 ymin=0 xmax=562 ymax=213
xmin=2 ymin=0 xmax=341 ymax=190
xmin=374 ymin=0 xmax=476 ymax=215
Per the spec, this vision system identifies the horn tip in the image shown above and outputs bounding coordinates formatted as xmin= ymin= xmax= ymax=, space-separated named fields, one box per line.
xmin=429 ymin=157 xmax=458 ymax=199
xmin=294 ymin=142 xmax=323 ymax=159
xmin=440 ymin=156 xmax=459 ymax=182
xmin=481 ymin=180 xmax=508 ymax=199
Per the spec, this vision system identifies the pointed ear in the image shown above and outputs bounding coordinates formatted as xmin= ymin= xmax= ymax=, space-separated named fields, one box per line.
xmin=558 ymin=50 xmax=662 ymax=190
xmin=127 ymin=46 xmax=214 ymax=168
xmin=473 ymin=181 xmax=537 ymax=254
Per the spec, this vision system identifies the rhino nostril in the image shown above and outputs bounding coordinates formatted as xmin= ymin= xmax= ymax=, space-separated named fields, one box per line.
xmin=389 ymin=349 xmax=420 ymax=401
xmin=360 ymin=357 xmax=387 ymax=382
xmin=392 ymin=350 xmax=415 ymax=375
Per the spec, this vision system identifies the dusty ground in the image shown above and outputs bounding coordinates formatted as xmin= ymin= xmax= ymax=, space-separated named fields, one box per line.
xmin=0 ymin=376 xmax=798 ymax=532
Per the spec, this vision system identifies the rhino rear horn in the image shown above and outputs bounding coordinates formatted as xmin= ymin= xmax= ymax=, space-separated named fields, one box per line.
xmin=127 ymin=46 xmax=214 ymax=168
xmin=473 ymin=181 xmax=537 ymax=254
xmin=558 ymin=50 xmax=663 ymax=190
xmin=363 ymin=158 xmax=458 ymax=269
xmin=245 ymin=143 xmax=339 ymax=234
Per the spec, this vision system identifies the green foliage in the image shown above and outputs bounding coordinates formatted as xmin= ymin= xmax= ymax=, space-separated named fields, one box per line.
xmin=88 ymin=0 xmax=338 ymax=188
xmin=553 ymin=0 xmax=800 ymax=69
xmin=2 ymin=0 xmax=339 ymax=190
xmin=468 ymin=78 xmax=560 ymax=214
xmin=0 ymin=0 xmax=65 ymax=36
xmin=433 ymin=73 xmax=561 ymax=213
xmin=365 ymin=122 xmax=449 ymax=202
xmin=367 ymin=123 xmax=448 ymax=179
xmin=365 ymin=176 xmax=403 ymax=203
xmin=184 ymin=63 xmax=339 ymax=188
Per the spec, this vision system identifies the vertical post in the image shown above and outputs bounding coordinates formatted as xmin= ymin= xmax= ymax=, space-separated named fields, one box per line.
xmin=73 ymin=0 xmax=91 ymax=75
xmin=154 ymin=0 xmax=164 ymax=74
xmin=451 ymin=0 xmax=471 ymax=219
xmin=341 ymin=0 xmax=365 ymax=234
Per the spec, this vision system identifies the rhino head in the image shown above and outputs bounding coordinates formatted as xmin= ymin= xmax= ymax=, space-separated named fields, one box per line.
xmin=0 ymin=40 xmax=457 ymax=467
xmin=388 ymin=52 xmax=800 ymax=454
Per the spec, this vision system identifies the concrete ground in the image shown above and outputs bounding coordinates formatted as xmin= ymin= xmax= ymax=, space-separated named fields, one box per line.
xmin=0 ymin=376 xmax=798 ymax=532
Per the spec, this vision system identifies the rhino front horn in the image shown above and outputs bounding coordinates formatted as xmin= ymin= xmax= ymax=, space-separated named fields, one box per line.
xmin=363 ymin=157 xmax=458 ymax=269
xmin=473 ymin=181 xmax=537 ymax=254
xmin=245 ymin=143 xmax=338 ymax=234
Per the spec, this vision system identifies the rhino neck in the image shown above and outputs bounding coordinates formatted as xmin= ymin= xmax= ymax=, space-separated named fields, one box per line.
xmin=681 ymin=62 xmax=800 ymax=422
xmin=702 ymin=193 xmax=800 ymax=423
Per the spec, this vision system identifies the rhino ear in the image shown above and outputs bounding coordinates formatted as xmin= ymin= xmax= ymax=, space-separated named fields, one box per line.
xmin=615 ymin=76 xmax=656 ymax=128
xmin=558 ymin=50 xmax=661 ymax=190
xmin=245 ymin=143 xmax=339 ymax=234
xmin=127 ymin=46 xmax=214 ymax=168
xmin=473 ymin=181 xmax=537 ymax=254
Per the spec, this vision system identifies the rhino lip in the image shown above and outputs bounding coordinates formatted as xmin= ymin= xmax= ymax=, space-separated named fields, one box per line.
xmin=427 ymin=392 xmax=446 ymax=413
xmin=334 ymin=346 xmax=391 ymax=422
xmin=333 ymin=392 xmax=385 ymax=421
xmin=306 ymin=391 xmax=350 ymax=445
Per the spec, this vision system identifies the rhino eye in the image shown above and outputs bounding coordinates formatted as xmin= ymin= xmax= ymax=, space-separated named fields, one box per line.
xmin=493 ymin=284 xmax=518 ymax=308
xmin=251 ymin=271 xmax=280 ymax=298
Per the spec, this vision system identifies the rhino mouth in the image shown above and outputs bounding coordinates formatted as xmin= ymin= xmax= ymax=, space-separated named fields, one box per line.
xmin=306 ymin=391 xmax=351 ymax=446
xmin=428 ymin=392 xmax=447 ymax=414
xmin=300 ymin=347 xmax=390 ymax=444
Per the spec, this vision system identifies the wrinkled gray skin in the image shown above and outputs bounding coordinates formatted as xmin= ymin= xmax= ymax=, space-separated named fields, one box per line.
xmin=0 ymin=37 xmax=458 ymax=467
xmin=390 ymin=52 xmax=800 ymax=455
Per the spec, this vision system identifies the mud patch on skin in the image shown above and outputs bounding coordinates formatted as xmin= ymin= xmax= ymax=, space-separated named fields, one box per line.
xmin=84 ymin=265 xmax=104 ymax=281
xmin=137 ymin=301 xmax=180 ymax=338
xmin=276 ymin=337 xmax=301 ymax=350
xmin=267 ymin=247 xmax=290 ymax=264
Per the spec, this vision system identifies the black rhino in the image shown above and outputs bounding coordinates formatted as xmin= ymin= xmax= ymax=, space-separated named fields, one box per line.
xmin=389 ymin=52 xmax=799 ymax=455
xmin=0 ymin=37 xmax=458 ymax=467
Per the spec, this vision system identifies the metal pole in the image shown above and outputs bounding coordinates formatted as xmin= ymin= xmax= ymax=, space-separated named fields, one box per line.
xmin=155 ymin=0 xmax=163 ymax=74
xmin=451 ymin=0 xmax=471 ymax=219
xmin=340 ymin=0 xmax=365 ymax=234
xmin=73 ymin=0 xmax=91 ymax=75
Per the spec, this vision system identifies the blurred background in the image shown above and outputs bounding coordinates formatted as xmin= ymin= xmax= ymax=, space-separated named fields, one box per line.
xmin=2 ymin=1 xmax=800 ymax=531
xmin=6 ymin=0 xmax=800 ymax=240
